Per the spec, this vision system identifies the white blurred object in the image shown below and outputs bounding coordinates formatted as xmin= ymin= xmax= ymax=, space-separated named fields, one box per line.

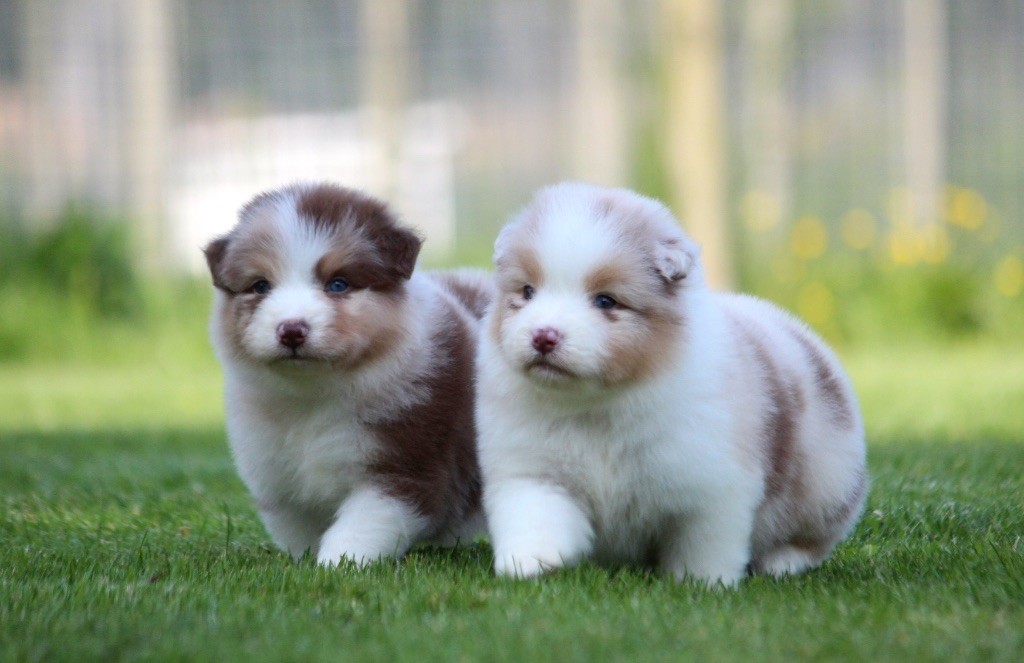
xmin=169 ymin=101 xmax=465 ymax=272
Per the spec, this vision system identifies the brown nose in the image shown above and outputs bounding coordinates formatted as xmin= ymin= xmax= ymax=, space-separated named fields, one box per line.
xmin=531 ymin=327 xmax=563 ymax=355
xmin=276 ymin=320 xmax=310 ymax=349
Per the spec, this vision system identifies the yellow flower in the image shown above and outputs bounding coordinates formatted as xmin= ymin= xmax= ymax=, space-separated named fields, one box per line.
xmin=797 ymin=282 xmax=834 ymax=325
xmin=887 ymin=227 xmax=919 ymax=266
xmin=790 ymin=215 xmax=828 ymax=260
xmin=840 ymin=209 xmax=877 ymax=250
xmin=994 ymin=255 xmax=1024 ymax=297
xmin=946 ymin=186 xmax=988 ymax=230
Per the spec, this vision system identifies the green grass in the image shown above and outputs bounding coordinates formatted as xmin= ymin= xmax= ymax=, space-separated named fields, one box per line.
xmin=2 ymin=345 xmax=1023 ymax=661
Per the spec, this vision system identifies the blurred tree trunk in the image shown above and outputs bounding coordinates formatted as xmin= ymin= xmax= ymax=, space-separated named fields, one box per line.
xmin=123 ymin=0 xmax=175 ymax=271
xmin=903 ymin=0 xmax=947 ymax=227
xmin=359 ymin=0 xmax=409 ymax=204
xmin=570 ymin=0 xmax=628 ymax=187
xmin=742 ymin=0 xmax=792 ymax=229
xmin=660 ymin=0 xmax=733 ymax=290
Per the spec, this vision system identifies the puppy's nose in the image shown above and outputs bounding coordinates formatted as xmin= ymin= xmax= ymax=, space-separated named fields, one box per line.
xmin=276 ymin=320 xmax=310 ymax=349
xmin=531 ymin=327 xmax=563 ymax=355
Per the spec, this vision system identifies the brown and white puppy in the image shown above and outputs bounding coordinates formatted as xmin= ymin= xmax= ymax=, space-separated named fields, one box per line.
xmin=204 ymin=182 xmax=490 ymax=566
xmin=477 ymin=182 xmax=867 ymax=586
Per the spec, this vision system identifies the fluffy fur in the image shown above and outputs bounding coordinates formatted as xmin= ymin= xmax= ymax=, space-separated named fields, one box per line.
xmin=204 ymin=182 xmax=490 ymax=566
xmin=477 ymin=182 xmax=867 ymax=586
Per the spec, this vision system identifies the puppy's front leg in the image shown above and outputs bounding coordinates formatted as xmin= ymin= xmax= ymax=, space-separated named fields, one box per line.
xmin=659 ymin=502 xmax=754 ymax=588
xmin=486 ymin=479 xmax=593 ymax=578
xmin=316 ymin=485 xmax=428 ymax=568
xmin=259 ymin=501 xmax=323 ymax=560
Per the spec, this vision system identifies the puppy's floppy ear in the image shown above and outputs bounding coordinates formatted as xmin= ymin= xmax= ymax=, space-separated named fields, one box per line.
xmin=375 ymin=223 xmax=422 ymax=281
xmin=654 ymin=235 xmax=700 ymax=283
xmin=203 ymin=236 xmax=231 ymax=291
xmin=492 ymin=223 xmax=516 ymax=266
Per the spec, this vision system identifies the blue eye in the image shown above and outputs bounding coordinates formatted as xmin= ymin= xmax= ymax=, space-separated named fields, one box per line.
xmin=594 ymin=294 xmax=617 ymax=310
xmin=327 ymin=277 xmax=349 ymax=293
xmin=523 ymin=285 xmax=535 ymax=300
xmin=251 ymin=279 xmax=272 ymax=295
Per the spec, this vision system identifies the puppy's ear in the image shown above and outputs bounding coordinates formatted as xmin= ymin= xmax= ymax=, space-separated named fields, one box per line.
xmin=203 ymin=236 xmax=231 ymax=291
xmin=654 ymin=235 xmax=700 ymax=283
xmin=492 ymin=223 xmax=516 ymax=267
xmin=375 ymin=224 xmax=422 ymax=281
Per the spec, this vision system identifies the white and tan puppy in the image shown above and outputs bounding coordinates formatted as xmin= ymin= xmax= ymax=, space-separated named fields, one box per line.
xmin=478 ymin=182 xmax=867 ymax=586
xmin=204 ymin=183 xmax=490 ymax=567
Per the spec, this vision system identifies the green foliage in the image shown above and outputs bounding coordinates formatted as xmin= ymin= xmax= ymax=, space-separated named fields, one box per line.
xmin=0 ymin=209 xmax=214 ymax=365
xmin=2 ymin=207 xmax=143 ymax=318
xmin=749 ymin=259 xmax=997 ymax=346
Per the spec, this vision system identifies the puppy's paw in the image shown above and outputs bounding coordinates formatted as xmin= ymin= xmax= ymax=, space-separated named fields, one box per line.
xmin=662 ymin=549 xmax=748 ymax=589
xmin=315 ymin=544 xmax=382 ymax=569
xmin=314 ymin=487 xmax=426 ymax=569
xmin=493 ymin=548 xmax=572 ymax=578
xmin=755 ymin=545 xmax=820 ymax=578
xmin=666 ymin=567 xmax=744 ymax=589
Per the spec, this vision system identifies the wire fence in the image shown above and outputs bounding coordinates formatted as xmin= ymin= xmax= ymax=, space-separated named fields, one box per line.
xmin=0 ymin=0 xmax=1021 ymax=294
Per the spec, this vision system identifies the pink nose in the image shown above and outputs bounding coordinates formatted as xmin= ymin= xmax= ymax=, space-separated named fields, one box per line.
xmin=531 ymin=327 xmax=563 ymax=355
xmin=276 ymin=320 xmax=310 ymax=349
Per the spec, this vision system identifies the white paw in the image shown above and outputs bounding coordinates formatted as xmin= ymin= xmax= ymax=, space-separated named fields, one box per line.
xmin=757 ymin=545 xmax=820 ymax=577
xmin=668 ymin=567 xmax=745 ymax=589
xmin=493 ymin=549 xmax=571 ymax=578
xmin=701 ymin=570 xmax=745 ymax=589
xmin=313 ymin=487 xmax=426 ymax=569
xmin=663 ymin=557 xmax=748 ymax=588
xmin=315 ymin=545 xmax=383 ymax=568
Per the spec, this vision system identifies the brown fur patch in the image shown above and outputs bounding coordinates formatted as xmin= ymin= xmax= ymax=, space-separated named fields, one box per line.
xmin=206 ymin=214 xmax=287 ymax=357
xmin=585 ymin=262 xmax=630 ymax=295
xmin=432 ymin=272 xmax=495 ymax=321
xmin=821 ymin=467 xmax=868 ymax=533
xmin=488 ymin=293 xmax=518 ymax=346
xmin=203 ymin=237 xmax=231 ymax=291
xmin=328 ymin=292 xmax=410 ymax=369
xmin=204 ymin=217 xmax=283 ymax=296
xmin=601 ymin=305 xmax=683 ymax=386
xmin=296 ymin=184 xmax=422 ymax=291
xmin=787 ymin=327 xmax=856 ymax=430
xmin=500 ymin=246 xmax=543 ymax=291
xmin=366 ymin=299 xmax=482 ymax=528
xmin=217 ymin=227 xmax=282 ymax=294
xmin=594 ymin=195 xmax=617 ymax=219
xmin=730 ymin=315 xmax=805 ymax=500
xmin=491 ymin=234 xmax=545 ymax=347
xmin=222 ymin=292 xmax=264 ymax=355
xmin=587 ymin=252 xmax=686 ymax=386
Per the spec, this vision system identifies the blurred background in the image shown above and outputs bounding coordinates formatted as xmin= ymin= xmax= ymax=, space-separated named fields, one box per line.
xmin=0 ymin=0 xmax=1022 ymax=433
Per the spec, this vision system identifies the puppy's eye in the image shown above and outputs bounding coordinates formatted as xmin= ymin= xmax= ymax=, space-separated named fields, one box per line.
xmin=594 ymin=294 xmax=617 ymax=310
xmin=250 ymin=279 xmax=272 ymax=295
xmin=522 ymin=285 xmax=535 ymax=300
xmin=326 ymin=277 xmax=349 ymax=293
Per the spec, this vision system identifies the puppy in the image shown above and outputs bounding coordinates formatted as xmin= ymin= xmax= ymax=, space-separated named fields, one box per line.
xmin=478 ymin=182 xmax=867 ymax=586
xmin=204 ymin=182 xmax=490 ymax=566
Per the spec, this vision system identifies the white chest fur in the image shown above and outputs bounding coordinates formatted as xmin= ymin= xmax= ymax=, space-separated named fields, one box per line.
xmin=224 ymin=368 xmax=378 ymax=511
xmin=478 ymin=346 xmax=748 ymax=565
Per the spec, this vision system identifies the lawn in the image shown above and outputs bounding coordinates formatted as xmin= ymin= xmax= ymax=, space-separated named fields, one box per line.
xmin=1 ymin=344 xmax=1023 ymax=662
